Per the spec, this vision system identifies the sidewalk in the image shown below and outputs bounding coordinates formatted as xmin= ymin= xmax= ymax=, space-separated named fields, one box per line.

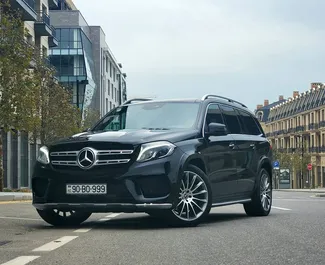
xmin=274 ymin=188 xmax=325 ymax=197
xmin=0 ymin=192 xmax=32 ymax=202
xmin=274 ymin=188 xmax=325 ymax=193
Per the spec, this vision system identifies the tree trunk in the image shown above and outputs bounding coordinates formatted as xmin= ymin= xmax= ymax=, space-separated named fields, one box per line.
xmin=0 ymin=129 xmax=4 ymax=191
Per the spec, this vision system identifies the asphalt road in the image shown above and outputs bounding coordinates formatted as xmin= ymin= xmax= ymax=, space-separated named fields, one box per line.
xmin=0 ymin=191 xmax=324 ymax=265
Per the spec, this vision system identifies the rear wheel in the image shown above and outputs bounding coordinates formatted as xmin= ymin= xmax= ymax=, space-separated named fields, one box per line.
xmin=244 ymin=168 xmax=272 ymax=216
xmin=37 ymin=209 xmax=91 ymax=227
xmin=167 ymin=164 xmax=212 ymax=227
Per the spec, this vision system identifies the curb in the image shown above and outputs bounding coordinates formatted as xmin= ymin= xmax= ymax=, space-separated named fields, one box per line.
xmin=274 ymin=189 xmax=325 ymax=193
xmin=315 ymin=193 xmax=325 ymax=197
xmin=0 ymin=193 xmax=32 ymax=202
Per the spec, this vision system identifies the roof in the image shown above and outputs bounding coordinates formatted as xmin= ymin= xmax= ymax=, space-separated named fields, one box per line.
xmin=255 ymin=99 xmax=286 ymax=122
xmin=267 ymin=86 xmax=325 ymax=123
xmin=123 ymin=97 xmax=253 ymax=114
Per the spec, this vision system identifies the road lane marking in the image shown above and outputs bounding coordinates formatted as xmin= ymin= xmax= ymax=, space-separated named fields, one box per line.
xmin=74 ymin=228 xmax=92 ymax=233
xmin=99 ymin=218 xmax=110 ymax=222
xmin=0 ymin=201 xmax=32 ymax=205
xmin=1 ymin=256 xmax=40 ymax=265
xmin=32 ymin=236 xmax=78 ymax=252
xmin=272 ymin=206 xmax=291 ymax=211
xmin=105 ymin=213 xmax=120 ymax=218
xmin=0 ymin=216 xmax=41 ymax=221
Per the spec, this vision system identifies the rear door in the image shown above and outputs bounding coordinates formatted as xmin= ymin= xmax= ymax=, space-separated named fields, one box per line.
xmin=218 ymin=104 xmax=244 ymax=196
xmin=235 ymin=109 xmax=266 ymax=193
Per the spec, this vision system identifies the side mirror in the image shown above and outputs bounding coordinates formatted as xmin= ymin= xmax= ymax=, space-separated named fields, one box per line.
xmin=205 ymin=123 xmax=228 ymax=137
xmin=82 ymin=128 xmax=90 ymax=132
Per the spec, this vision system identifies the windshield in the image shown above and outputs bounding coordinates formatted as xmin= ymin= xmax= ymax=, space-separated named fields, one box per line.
xmin=92 ymin=102 xmax=200 ymax=131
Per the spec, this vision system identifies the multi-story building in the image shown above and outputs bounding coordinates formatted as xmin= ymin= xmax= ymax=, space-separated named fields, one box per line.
xmin=48 ymin=2 xmax=127 ymax=119
xmin=2 ymin=0 xmax=127 ymax=189
xmin=3 ymin=0 xmax=59 ymax=189
xmin=255 ymin=95 xmax=286 ymax=133
xmin=261 ymin=83 xmax=325 ymax=189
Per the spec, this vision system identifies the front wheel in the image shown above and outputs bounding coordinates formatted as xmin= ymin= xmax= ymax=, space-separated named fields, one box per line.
xmin=167 ymin=164 xmax=212 ymax=227
xmin=37 ymin=209 xmax=92 ymax=227
xmin=244 ymin=168 xmax=272 ymax=216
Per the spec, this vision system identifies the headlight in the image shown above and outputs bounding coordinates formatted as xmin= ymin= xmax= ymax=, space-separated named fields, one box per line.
xmin=37 ymin=146 xmax=50 ymax=165
xmin=137 ymin=141 xmax=176 ymax=162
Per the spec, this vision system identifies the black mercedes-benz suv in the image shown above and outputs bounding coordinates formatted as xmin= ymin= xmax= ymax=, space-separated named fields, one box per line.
xmin=32 ymin=94 xmax=273 ymax=227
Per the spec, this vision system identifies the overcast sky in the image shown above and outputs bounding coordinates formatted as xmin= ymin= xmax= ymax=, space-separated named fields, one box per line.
xmin=73 ymin=0 xmax=325 ymax=111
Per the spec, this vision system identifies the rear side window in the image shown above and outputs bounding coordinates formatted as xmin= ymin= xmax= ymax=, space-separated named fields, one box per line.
xmin=237 ymin=110 xmax=262 ymax=135
xmin=219 ymin=105 xmax=241 ymax=134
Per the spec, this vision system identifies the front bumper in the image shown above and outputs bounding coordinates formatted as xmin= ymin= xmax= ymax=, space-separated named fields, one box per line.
xmin=32 ymin=148 xmax=185 ymax=212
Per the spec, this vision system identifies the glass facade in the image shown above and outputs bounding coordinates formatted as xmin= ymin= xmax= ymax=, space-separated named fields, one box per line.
xmin=49 ymin=28 xmax=96 ymax=119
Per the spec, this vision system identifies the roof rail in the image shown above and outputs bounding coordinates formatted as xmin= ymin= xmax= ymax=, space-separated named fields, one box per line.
xmin=201 ymin=94 xmax=247 ymax=108
xmin=122 ymin=98 xmax=153 ymax=105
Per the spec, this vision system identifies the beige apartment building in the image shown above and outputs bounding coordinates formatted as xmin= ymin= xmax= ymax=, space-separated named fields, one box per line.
xmin=9 ymin=0 xmax=59 ymax=64
xmin=260 ymin=83 xmax=325 ymax=189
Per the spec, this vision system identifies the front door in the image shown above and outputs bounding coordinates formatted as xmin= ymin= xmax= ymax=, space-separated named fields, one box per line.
xmin=201 ymin=104 xmax=238 ymax=201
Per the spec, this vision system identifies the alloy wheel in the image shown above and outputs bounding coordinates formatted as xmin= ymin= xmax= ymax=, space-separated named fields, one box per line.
xmin=172 ymin=171 xmax=209 ymax=221
xmin=260 ymin=173 xmax=272 ymax=211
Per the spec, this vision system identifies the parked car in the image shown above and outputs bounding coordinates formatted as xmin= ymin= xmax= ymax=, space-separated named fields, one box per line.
xmin=32 ymin=94 xmax=273 ymax=227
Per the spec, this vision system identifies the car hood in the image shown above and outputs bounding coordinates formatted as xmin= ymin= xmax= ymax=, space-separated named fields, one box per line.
xmin=52 ymin=129 xmax=200 ymax=146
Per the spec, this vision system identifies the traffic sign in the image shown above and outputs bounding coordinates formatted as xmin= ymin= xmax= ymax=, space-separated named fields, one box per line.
xmin=273 ymin=160 xmax=280 ymax=169
xmin=307 ymin=163 xmax=312 ymax=171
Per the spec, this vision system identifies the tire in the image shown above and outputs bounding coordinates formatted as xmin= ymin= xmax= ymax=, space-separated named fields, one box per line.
xmin=37 ymin=209 xmax=91 ymax=227
xmin=244 ymin=168 xmax=272 ymax=216
xmin=166 ymin=164 xmax=212 ymax=227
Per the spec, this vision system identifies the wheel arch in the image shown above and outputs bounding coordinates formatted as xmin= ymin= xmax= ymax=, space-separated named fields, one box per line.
xmin=180 ymin=153 xmax=207 ymax=174
xmin=257 ymin=156 xmax=273 ymax=188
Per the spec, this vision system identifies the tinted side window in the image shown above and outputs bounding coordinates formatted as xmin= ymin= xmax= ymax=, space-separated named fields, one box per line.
xmin=219 ymin=105 xmax=241 ymax=134
xmin=205 ymin=104 xmax=224 ymax=125
xmin=237 ymin=110 xmax=262 ymax=135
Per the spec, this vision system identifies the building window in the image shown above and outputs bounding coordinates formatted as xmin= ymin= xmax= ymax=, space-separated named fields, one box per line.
xmin=113 ymin=68 xmax=116 ymax=82
xmin=106 ymin=57 xmax=109 ymax=73
xmin=256 ymin=111 xmax=263 ymax=121
xmin=110 ymin=62 xmax=112 ymax=78
xmin=106 ymin=98 xmax=108 ymax=113
xmin=107 ymin=80 xmax=110 ymax=95
xmin=110 ymin=101 xmax=112 ymax=110
xmin=111 ymin=84 xmax=114 ymax=99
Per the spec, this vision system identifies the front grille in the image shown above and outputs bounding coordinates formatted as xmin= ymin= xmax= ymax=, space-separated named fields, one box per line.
xmin=50 ymin=145 xmax=135 ymax=170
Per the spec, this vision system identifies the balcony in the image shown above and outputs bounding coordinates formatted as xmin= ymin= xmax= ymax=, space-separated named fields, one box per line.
xmin=319 ymin=121 xmax=325 ymax=129
xmin=309 ymin=147 xmax=321 ymax=154
xmin=9 ymin=0 xmax=37 ymax=21
xmin=48 ymin=27 xmax=59 ymax=47
xmin=34 ymin=11 xmax=53 ymax=37
xmin=48 ymin=0 xmax=58 ymax=9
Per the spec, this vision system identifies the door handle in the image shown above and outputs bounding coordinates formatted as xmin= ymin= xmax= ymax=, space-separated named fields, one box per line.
xmin=229 ymin=143 xmax=235 ymax=149
xmin=250 ymin=143 xmax=256 ymax=149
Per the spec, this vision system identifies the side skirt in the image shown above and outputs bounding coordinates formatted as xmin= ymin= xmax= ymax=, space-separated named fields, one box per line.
xmin=211 ymin=198 xmax=251 ymax=207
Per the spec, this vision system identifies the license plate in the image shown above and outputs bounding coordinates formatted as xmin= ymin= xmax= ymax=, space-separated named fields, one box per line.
xmin=66 ymin=184 xmax=107 ymax=195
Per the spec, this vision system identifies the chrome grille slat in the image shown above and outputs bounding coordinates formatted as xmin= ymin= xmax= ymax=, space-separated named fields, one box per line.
xmin=50 ymin=151 xmax=79 ymax=156
xmin=52 ymin=161 xmax=78 ymax=166
xmin=95 ymin=159 xmax=130 ymax=165
xmin=97 ymin=150 xmax=133 ymax=155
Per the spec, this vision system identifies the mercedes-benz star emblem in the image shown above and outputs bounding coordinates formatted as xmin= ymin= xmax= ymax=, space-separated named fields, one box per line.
xmin=77 ymin=148 xmax=96 ymax=169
